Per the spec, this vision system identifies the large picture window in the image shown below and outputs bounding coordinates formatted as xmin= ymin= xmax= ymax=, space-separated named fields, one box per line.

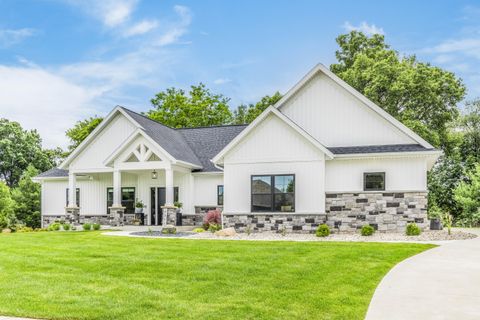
xmin=66 ymin=188 xmax=80 ymax=207
xmin=251 ymin=175 xmax=295 ymax=212
xmin=107 ymin=187 xmax=136 ymax=214
xmin=217 ymin=185 xmax=224 ymax=206
xmin=364 ymin=172 xmax=385 ymax=191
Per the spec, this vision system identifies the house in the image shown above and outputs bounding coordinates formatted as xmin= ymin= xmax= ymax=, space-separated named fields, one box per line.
xmin=35 ymin=64 xmax=441 ymax=233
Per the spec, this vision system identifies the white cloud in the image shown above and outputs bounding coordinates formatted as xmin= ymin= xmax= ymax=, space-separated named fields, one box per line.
xmin=343 ymin=21 xmax=385 ymax=35
xmin=124 ymin=19 xmax=159 ymax=37
xmin=0 ymin=28 xmax=37 ymax=47
xmin=213 ymin=78 xmax=231 ymax=85
xmin=155 ymin=5 xmax=192 ymax=46
xmin=426 ymin=38 xmax=480 ymax=60
xmin=67 ymin=0 xmax=138 ymax=27
xmin=0 ymin=65 xmax=98 ymax=148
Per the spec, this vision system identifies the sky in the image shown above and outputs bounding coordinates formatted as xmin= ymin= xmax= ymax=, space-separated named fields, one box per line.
xmin=0 ymin=0 xmax=480 ymax=148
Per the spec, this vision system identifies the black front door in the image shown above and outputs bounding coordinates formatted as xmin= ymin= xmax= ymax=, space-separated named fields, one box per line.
xmin=150 ymin=187 xmax=179 ymax=226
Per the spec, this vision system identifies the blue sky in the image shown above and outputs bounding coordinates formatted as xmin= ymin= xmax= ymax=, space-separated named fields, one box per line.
xmin=0 ymin=0 xmax=479 ymax=148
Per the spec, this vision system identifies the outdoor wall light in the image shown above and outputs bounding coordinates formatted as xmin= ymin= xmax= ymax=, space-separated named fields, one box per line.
xmin=151 ymin=170 xmax=158 ymax=179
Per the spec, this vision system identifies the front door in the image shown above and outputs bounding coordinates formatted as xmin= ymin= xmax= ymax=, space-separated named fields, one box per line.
xmin=150 ymin=187 xmax=179 ymax=226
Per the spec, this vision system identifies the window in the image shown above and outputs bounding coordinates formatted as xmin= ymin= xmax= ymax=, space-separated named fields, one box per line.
xmin=66 ymin=188 xmax=80 ymax=207
xmin=364 ymin=172 xmax=385 ymax=191
xmin=107 ymin=187 xmax=136 ymax=214
xmin=251 ymin=175 xmax=295 ymax=212
xmin=217 ymin=185 xmax=224 ymax=206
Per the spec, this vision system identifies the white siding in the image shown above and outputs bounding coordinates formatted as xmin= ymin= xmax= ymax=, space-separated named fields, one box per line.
xmin=193 ymin=174 xmax=223 ymax=207
xmin=223 ymin=112 xmax=326 ymax=214
xmin=225 ymin=114 xmax=324 ymax=164
xmin=70 ymin=114 xmax=136 ymax=170
xmin=325 ymin=157 xmax=428 ymax=192
xmin=224 ymin=161 xmax=325 ymax=214
xmin=280 ymin=72 xmax=416 ymax=147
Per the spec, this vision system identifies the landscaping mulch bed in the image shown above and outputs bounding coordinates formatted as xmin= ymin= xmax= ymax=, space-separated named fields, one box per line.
xmin=130 ymin=231 xmax=195 ymax=238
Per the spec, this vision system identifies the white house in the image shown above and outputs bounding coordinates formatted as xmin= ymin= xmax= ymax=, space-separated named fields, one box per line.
xmin=35 ymin=64 xmax=441 ymax=233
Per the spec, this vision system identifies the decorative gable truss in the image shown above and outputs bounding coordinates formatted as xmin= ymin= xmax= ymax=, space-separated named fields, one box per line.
xmin=104 ymin=129 xmax=176 ymax=170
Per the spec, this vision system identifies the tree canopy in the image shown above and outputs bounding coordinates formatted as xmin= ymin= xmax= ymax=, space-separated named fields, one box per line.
xmin=331 ymin=31 xmax=466 ymax=148
xmin=11 ymin=165 xmax=41 ymax=228
xmin=232 ymin=92 xmax=282 ymax=124
xmin=66 ymin=116 xmax=103 ymax=152
xmin=0 ymin=119 xmax=55 ymax=187
xmin=146 ymin=83 xmax=232 ymax=128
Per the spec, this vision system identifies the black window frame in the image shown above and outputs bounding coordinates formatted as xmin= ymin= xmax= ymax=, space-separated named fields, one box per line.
xmin=217 ymin=185 xmax=224 ymax=206
xmin=66 ymin=188 xmax=80 ymax=207
xmin=251 ymin=174 xmax=295 ymax=212
xmin=363 ymin=172 xmax=386 ymax=191
xmin=107 ymin=187 xmax=136 ymax=214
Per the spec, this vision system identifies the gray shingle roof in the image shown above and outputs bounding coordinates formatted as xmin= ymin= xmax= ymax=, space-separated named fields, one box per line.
xmin=36 ymin=168 xmax=69 ymax=178
xmin=328 ymin=144 xmax=434 ymax=155
xmin=178 ymin=124 xmax=248 ymax=172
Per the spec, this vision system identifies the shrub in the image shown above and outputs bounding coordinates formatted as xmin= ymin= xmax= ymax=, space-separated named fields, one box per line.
xmin=92 ymin=223 xmax=101 ymax=230
xmin=193 ymin=228 xmax=205 ymax=233
xmin=203 ymin=209 xmax=222 ymax=231
xmin=361 ymin=225 xmax=375 ymax=236
xmin=316 ymin=224 xmax=330 ymax=237
xmin=16 ymin=226 xmax=34 ymax=233
xmin=208 ymin=223 xmax=222 ymax=233
xmin=62 ymin=224 xmax=71 ymax=231
xmin=48 ymin=223 xmax=61 ymax=231
xmin=406 ymin=223 xmax=421 ymax=236
xmin=82 ymin=223 xmax=92 ymax=231
xmin=442 ymin=212 xmax=453 ymax=235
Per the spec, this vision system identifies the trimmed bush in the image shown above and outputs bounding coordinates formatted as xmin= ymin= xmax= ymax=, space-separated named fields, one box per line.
xmin=406 ymin=223 xmax=421 ymax=236
xmin=208 ymin=223 xmax=222 ymax=233
xmin=316 ymin=224 xmax=330 ymax=237
xmin=92 ymin=223 xmax=101 ymax=231
xmin=193 ymin=228 xmax=205 ymax=233
xmin=361 ymin=225 xmax=375 ymax=236
xmin=48 ymin=223 xmax=61 ymax=231
xmin=62 ymin=224 xmax=71 ymax=231
xmin=82 ymin=223 xmax=92 ymax=231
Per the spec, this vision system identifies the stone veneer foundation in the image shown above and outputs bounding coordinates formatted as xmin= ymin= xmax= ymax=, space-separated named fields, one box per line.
xmin=223 ymin=192 xmax=429 ymax=234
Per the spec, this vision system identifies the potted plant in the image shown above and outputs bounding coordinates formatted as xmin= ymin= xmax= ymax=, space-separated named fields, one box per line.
xmin=174 ymin=201 xmax=183 ymax=214
xmin=135 ymin=200 xmax=145 ymax=214
xmin=428 ymin=204 xmax=443 ymax=230
xmin=132 ymin=218 xmax=141 ymax=226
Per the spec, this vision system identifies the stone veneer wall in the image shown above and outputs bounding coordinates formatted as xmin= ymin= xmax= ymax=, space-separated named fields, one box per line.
xmin=325 ymin=192 xmax=428 ymax=233
xmin=223 ymin=192 xmax=429 ymax=234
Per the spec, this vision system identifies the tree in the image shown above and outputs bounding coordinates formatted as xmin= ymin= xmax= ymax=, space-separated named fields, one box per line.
xmin=330 ymin=31 xmax=466 ymax=148
xmin=454 ymin=164 xmax=480 ymax=226
xmin=458 ymin=99 xmax=480 ymax=170
xmin=11 ymin=165 xmax=41 ymax=228
xmin=428 ymin=155 xmax=465 ymax=219
xmin=66 ymin=116 xmax=103 ymax=151
xmin=0 ymin=181 xmax=14 ymax=229
xmin=233 ymin=92 xmax=282 ymax=124
xmin=147 ymin=83 xmax=232 ymax=128
xmin=0 ymin=119 xmax=54 ymax=187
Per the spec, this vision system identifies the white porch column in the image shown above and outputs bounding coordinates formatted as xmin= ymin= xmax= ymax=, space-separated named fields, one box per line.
xmin=68 ymin=172 xmax=77 ymax=207
xmin=113 ymin=169 xmax=122 ymax=207
xmin=165 ymin=167 xmax=174 ymax=206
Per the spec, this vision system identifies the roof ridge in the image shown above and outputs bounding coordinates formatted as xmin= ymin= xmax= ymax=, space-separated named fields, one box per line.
xmin=176 ymin=123 xmax=249 ymax=130
xmin=118 ymin=106 xmax=177 ymax=130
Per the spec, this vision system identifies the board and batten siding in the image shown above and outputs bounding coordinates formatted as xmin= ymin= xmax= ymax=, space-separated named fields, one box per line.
xmin=223 ymin=113 xmax=326 ymax=214
xmin=193 ymin=174 xmax=223 ymax=207
xmin=279 ymin=72 xmax=416 ymax=147
xmin=70 ymin=114 xmax=137 ymax=171
xmin=325 ymin=157 xmax=428 ymax=192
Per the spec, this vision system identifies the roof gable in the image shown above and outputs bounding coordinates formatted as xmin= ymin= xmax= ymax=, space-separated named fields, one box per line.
xmin=274 ymin=64 xmax=433 ymax=149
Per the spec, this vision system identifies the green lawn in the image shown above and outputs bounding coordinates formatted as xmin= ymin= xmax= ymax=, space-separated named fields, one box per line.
xmin=0 ymin=232 xmax=433 ymax=320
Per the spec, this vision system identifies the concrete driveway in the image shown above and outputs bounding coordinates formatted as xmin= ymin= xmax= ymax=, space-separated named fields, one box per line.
xmin=366 ymin=229 xmax=480 ymax=320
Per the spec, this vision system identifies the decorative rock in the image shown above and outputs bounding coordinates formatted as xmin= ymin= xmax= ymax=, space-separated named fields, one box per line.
xmin=215 ymin=227 xmax=237 ymax=237
xmin=1 ymin=228 xmax=11 ymax=233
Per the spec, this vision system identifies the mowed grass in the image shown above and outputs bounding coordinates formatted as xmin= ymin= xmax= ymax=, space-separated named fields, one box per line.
xmin=0 ymin=232 xmax=433 ymax=320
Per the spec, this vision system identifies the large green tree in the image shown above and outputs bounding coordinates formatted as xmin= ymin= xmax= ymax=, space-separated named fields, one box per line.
xmin=233 ymin=92 xmax=282 ymax=124
xmin=11 ymin=165 xmax=41 ymax=228
xmin=147 ymin=83 xmax=232 ymax=128
xmin=0 ymin=119 xmax=54 ymax=187
xmin=454 ymin=164 xmax=480 ymax=226
xmin=330 ymin=31 xmax=466 ymax=149
xmin=66 ymin=116 xmax=103 ymax=152
xmin=458 ymin=99 xmax=480 ymax=170
xmin=0 ymin=181 xmax=14 ymax=229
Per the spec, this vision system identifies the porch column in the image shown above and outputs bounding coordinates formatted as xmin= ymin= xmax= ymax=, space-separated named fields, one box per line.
xmin=165 ymin=167 xmax=174 ymax=206
xmin=112 ymin=169 xmax=122 ymax=207
xmin=67 ymin=172 xmax=77 ymax=207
